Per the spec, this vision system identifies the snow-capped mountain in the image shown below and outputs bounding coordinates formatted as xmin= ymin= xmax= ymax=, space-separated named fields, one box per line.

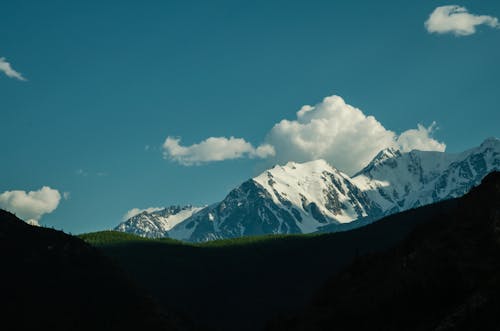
xmin=168 ymin=160 xmax=383 ymax=242
xmin=116 ymin=138 xmax=500 ymax=242
xmin=114 ymin=205 xmax=203 ymax=238
xmin=353 ymin=137 xmax=500 ymax=214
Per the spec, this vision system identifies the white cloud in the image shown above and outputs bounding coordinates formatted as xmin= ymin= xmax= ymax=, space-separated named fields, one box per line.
xmin=265 ymin=95 xmax=445 ymax=175
xmin=123 ymin=207 xmax=163 ymax=221
xmin=163 ymin=136 xmax=275 ymax=165
xmin=0 ymin=57 xmax=27 ymax=81
xmin=0 ymin=187 xmax=61 ymax=225
xmin=162 ymin=94 xmax=445 ymax=175
xmin=425 ymin=5 xmax=499 ymax=36
xmin=396 ymin=123 xmax=446 ymax=152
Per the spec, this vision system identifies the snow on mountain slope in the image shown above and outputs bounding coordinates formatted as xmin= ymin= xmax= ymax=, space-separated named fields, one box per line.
xmin=115 ymin=138 xmax=500 ymax=242
xmin=167 ymin=160 xmax=382 ymax=242
xmin=114 ymin=205 xmax=203 ymax=238
xmin=253 ymin=160 xmax=380 ymax=228
xmin=353 ymin=137 xmax=500 ymax=213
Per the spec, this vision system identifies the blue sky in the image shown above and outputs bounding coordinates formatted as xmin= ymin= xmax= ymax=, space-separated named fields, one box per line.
xmin=1 ymin=0 xmax=499 ymax=233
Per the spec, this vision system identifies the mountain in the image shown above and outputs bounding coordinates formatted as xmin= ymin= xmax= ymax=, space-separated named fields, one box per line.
xmin=0 ymin=209 xmax=189 ymax=331
xmin=352 ymin=137 xmax=500 ymax=213
xmin=81 ymin=196 xmax=459 ymax=331
xmin=116 ymin=138 xmax=500 ymax=242
xmin=115 ymin=205 xmax=203 ymax=238
xmin=82 ymin=172 xmax=499 ymax=331
xmin=269 ymin=171 xmax=500 ymax=331
xmin=168 ymin=159 xmax=383 ymax=242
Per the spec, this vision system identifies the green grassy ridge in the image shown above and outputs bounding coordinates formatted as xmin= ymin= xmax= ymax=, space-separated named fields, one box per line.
xmin=78 ymin=197 xmax=464 ymax=331
xmin=79 ymin=230 xmax=321 ymax=248
xmin=76 ymin=199 xmax=459 ymax=331
xmin=79 ymin=231 xmax=183 ymax=247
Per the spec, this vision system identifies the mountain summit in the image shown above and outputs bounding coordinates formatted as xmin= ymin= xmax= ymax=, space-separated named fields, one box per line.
xmin=116 ymin=138 xmax=500 ymax=242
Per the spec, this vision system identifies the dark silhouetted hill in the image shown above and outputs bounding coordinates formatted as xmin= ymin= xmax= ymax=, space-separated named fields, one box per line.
xmin=268 ymin=171 xmax=500 ymax=331
xmin=0 ymin=210 xmax=189 ymax=331
xmin=82 ymin=184 xmax=465 ymax=330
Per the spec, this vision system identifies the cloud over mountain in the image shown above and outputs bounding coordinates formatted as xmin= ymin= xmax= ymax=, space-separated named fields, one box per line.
xmin=265 ymin=95 xmax=445 ymax=174
xmin=163 ymin=94 xmax=445 ymax=175
xmin=0 ymin=187 xmax=61 ymax=225
xmin=122 ymin=207 xmax=164 ymax=221
xmin=425 ymin=5 xmax=499 ymax=36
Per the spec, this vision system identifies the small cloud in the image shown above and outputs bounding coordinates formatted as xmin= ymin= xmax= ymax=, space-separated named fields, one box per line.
xmin=396 ymin=122 xmax=446 ymax=152
xmin=76 ymin=169 xmax=107 ymax=177
xmin=63 ymin=192 xmax=71 ymax=200
xmin=122 ymin=207 xmax=163 ymax=221
xmin=145 ymin=145 xmax=150 ymax=151
xmin=162 ymin=136 xmax=275 ymax=166
xmin=425 ymin=5 xmax=499 ymax=36
xmin=76 ymin=169 xmax=88 ymax=176
xmin=0 ymin=57 xmax=27 ymax=81
xmin=0 ymin=187 xmax=61 ymax=224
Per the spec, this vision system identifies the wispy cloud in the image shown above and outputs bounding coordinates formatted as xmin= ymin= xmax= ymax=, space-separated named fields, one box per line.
xmin=76 ymin=169 xmax=88 ymax=176
xmin=0 ymin=187 xmax=61 ymax=225
xmin=76 ymin=169 xmax=108 ymax=177
xmin=122 ymin=207 xmax=163 ymax=221
xmin=0 ymin=57 xmax=27 ymax=81
xmin=425 ymin=5 xmax=499 ymax=36
xmin=163 ymin=136 xmax=275 ymax=166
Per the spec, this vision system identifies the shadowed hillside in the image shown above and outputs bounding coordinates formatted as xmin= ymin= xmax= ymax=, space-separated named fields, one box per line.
xmin=0 ymin=210 xmax=189 ymax=331
xmin=269 ymin=171 xmax=500 ymax=331
xmin=82 ymin=187 xmax=463 ymax=330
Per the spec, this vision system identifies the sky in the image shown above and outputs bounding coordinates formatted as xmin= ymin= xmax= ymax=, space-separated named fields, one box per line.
xmin=1 ymin=0 xmax=499 ymax=233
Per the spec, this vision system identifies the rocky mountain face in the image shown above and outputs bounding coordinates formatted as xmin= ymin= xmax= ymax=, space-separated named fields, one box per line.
xmin=115 ymin=205 xmax=203 ymax=238
xmin=353 ymin=137 xmax=500 ymax=214
xmin=168 ymin=160 xmax=384 ymax=242
xmin=116 ymin=138 xmax=500 ymax=242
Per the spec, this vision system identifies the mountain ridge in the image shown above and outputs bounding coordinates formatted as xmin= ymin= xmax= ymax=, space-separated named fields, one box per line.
xmin=82 ymin=173 xmax=499 ymax=331
xmin=115 ymin=138 xmax=499 ymax=242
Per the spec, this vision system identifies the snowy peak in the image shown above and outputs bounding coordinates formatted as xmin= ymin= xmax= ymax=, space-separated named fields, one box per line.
xmin=353 ymin=137 xmax=500 ymax=213
xmin=114 ymin=205 xmax=203 ymax=238
xmin=167 ymin=159 xmax=382 ymax=242
xmin=368 ymin=147 xmax=402 ymax=166
xmin=253 ymin=158 xmax=373 ymax=226
xmin=115 ymin=138 xmax=500 ymax=242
